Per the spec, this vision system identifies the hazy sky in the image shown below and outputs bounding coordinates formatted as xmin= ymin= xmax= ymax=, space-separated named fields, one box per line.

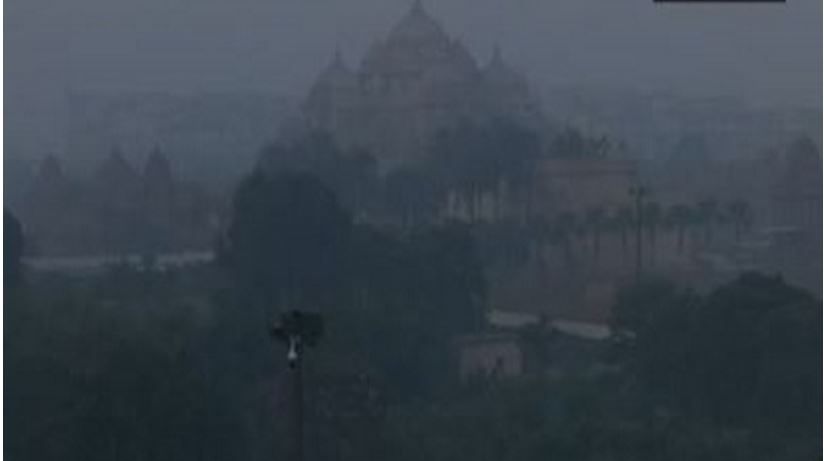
xmin=6 ymin=0 xmax=821 ymax=154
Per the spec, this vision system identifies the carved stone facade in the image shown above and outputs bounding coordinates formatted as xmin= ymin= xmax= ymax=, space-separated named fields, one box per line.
xmin=302 ymin=1 xmax=542 ymax=170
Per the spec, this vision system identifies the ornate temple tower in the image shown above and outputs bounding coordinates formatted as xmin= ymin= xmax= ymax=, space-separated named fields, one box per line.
xmin=302 ymin=1 xmax=542 ymax=170
xmin=143 ymin=146 xmax=175 ymax=198
xmin=304 ymin=49 xmax=360 ymax=142
xmin=481 ymin=46 xmax=541 ymax=129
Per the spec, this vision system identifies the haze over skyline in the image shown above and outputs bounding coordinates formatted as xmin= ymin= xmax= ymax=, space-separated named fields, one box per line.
xmin=6 ymin=0 xmax=821 ymax=156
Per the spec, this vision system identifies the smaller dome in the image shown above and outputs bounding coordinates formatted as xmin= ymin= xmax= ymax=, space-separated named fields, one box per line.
xmin=388 ymin=0 xmax=449 ymax=44
xmin=304 ymin=50 xmax=359 ymax=123
xmin=785 ymin=136 xmax=820 ymax=170
xmin=38 ymin=154 xmax=64 ymax=183
xmin=482 ymin=46 xmax=528 ymax=91
xmin=778 ymin=136 xmax=821 ymax=195
xmin=144 ymin=146 xmax=174 ymax=184
xmin=314 ymin=49 xmax=357 ymax=90
xmin=451 ymin=40 xmax=480 ymax=74
xmin=94 ymin=147 xmax=139 ymax=187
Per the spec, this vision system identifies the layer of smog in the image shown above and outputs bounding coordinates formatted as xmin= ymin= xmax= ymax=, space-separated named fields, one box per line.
xmin=5 ymin=1 xmax=822 ymax=460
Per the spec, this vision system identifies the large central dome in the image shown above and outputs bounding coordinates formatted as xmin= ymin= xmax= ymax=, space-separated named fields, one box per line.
xmin=387 ymin=0 xmax=450 ymax=44
xmin=361 ymin=1 xmax=478 ymax=79
xmin=301 ymin=0 xmax=542 ymax=168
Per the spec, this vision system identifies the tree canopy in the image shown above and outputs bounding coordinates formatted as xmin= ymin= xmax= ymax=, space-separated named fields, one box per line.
xmin=5 ymin=209 xmax=24 ymax=288
xmin=611 ymin=273 xmax=821 ymax=437
xmin=220 ymin=170 xmax=353 ymax=312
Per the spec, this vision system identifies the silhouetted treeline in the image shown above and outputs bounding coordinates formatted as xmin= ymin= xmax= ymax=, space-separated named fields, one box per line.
xmin=5 ymin=171 xmax=820 ymax=460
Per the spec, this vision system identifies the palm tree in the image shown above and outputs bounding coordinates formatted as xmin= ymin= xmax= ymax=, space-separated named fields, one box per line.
xmin=383 ymin=167 xmax=438 ymax=228
xmin=666 ymin=204 xmax=694 ymax=253
xmin=696 ymin=199 xmax=720 ymax=246
xmin=727 ymin=200 xmax=753 ymax=243
xmin=585 ymin=207 xmax=608 ymax=262
xmin=427 ymin=118 xmax=541 ymax=224
xmin=643 ymin=201 xmax=662 ymax=263
xmin=554 ymin=211 xmax=579 ymax=269
xmin=613 ymin=207 xmax=634 ymax=256
xmin=527 ymin=216 xmax=552 ymax=269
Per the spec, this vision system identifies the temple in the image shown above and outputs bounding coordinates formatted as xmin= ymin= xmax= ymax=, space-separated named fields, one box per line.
xmin=302 ymin=1 xmax=542 ymax=169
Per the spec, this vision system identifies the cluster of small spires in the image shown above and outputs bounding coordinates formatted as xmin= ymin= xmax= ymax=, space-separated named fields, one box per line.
xmin=312 ymin=0 xmax=528 ymax=90
xmin=35 ymin=146 xmax=174 ymax=186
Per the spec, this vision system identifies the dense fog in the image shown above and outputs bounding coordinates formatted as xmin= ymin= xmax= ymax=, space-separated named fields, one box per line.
xmin=5 ymin=1 xmax=822 ymax=460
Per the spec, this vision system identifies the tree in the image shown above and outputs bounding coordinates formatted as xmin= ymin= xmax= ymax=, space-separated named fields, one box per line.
xmin=474 ymin=220 xmax=530 ymax=270
xmin=612 ymin=273 xmax=822 ymax=441
xmin=553 ymin=212 xmax=579 ymax=269
xmin=259 ymin=132 xmax=380 ymax=216
xmin=689 ymin=273 xmax=820 ymax=431
xmin=5 ymin=209 xmax=24 ymax=289
xmin=5 ymin=273 xmax=239 ymax=461
xmin=219 ymin=171 xmax=353 ymax=313
xmin=383 ymin=167 xmax=439 ymax=228
xmin=613 ymin=207 xmax=634 ymax=256
xmin=585 ymin=207 xmax=607 ymax=262
xmin=727 ymin=200 xmax=753 ymax=243
xmin=526 ymin=216 xmax=552 ymax=269
xmin=548 ymin=127 xmax=611 ymax=159
xmin=666 ymin=133 xmax=712 ymax=192
xmin=665 ymin=204 xmax=694 ymax=253
xmin=643 ymin=201 xmax=662 ymax=264
xmin=426 ymin=118 xmax=541 ymax=223
xmin=696 ymin=198 xmax=720 ymax=245
xmin=327 ymin=223 xmax=486 ymax=401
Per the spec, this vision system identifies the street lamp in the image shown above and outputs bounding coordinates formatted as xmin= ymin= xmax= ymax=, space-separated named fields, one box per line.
xmin=272 ymin=310 xmax=324 ymax=461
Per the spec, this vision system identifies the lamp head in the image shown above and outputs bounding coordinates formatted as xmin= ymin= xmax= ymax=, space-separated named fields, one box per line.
xmin=272 ymin=310 xmax=324 ymax=366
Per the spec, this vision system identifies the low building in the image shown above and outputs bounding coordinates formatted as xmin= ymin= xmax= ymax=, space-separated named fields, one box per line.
xmin=532 ymin=157 xmax=638 ymax=216
xmin=455 ymin=332 xmax=524 ymax=380
xmin=455 ymin=310 xmax=615 ymax=382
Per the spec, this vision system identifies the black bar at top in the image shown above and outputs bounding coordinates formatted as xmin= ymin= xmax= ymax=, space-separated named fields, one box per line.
xmin=655 ymin=0 xmax=784 ymax=3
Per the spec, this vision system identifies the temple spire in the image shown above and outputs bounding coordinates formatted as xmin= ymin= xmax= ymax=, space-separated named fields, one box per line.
xmin=38 ymin=154 xmax=64 ymax=183
xmin=491 ymin=43 xmax=503 ymax=66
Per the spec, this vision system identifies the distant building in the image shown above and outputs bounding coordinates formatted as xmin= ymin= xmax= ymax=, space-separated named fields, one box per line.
xmin=532 ymin=158 xmax=638 ymax=216
xmin=455 ymin=310 xmax=614 ymax=382
xmin=455 ymin=332 xmax=525 ymax=380
xmin=485 ymin=310 xmax=612 ymax=341
xmin=438 ymin=156 xmax=638 ymax=223
xmin=21 ymin=150 xmax=217 ymax=256
xmin=770 ymin=137 xmax=822 ymax=232
xmin=302 ymin=1 xmax=543 ymax=170
xmin=65 ymin=90 xmax=290 ymax=184
xmin=543 ymin=88 xmax=822 ymax=163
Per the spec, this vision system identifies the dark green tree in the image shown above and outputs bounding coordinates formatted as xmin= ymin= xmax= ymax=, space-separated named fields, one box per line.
xmin=553 ymin=211 xmax=579 ymax=269
xmin=548 ymin=127 xmax=611 ymax=159
xmin=696 ymin=198 xmax=720 ymax=245
xmin=259 ymin=132 xmax=380 ymax=215
xmin=5 ymin=209 xmax=24 ymax=289
xmin=585 ymin=207 xmax=607 ymax=262
xmin=665 ymin=203 xmax=694 ymax=253
xmin=726 ymin=199 xmax=753 ymax=243
xmin=613 ymin=207 xmax=634 ymax=256
xmin=219 ymin=171 xmax=353 ymax=312
xmin=383 ymin=167 xmax=439 ymax=228
xmin=612 ymin=273 xmax=822 ymax=444
xmin=427 ymin=118 xmax=541 ymax=222
xmin=643 ymin=201 xmax=662 ymax=263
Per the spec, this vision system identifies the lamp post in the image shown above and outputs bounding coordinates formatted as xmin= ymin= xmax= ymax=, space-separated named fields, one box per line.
xmin=272 ymin=310 xmax=324 ymax=461
xmin=629 ymin=185 xmax=648 ymax=284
